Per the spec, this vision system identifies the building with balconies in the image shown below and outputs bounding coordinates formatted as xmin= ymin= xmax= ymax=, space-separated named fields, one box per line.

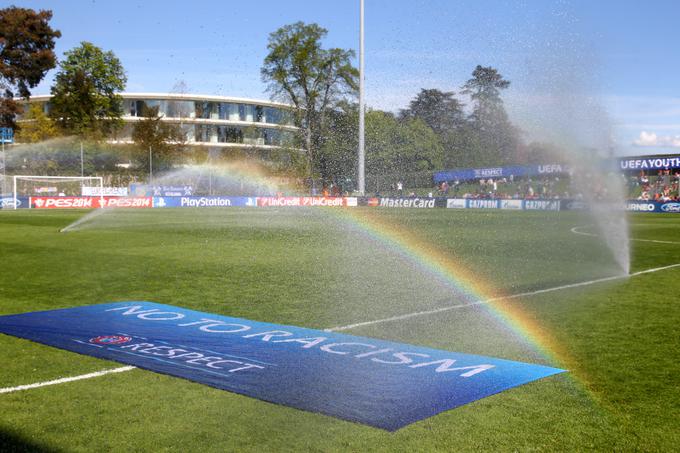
xmin=21 ymin=93 xmax=299 ymax=150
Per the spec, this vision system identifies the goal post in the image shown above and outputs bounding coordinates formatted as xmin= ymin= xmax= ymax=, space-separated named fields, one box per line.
xmin=13 ymin=175 xmax=104 ymax=210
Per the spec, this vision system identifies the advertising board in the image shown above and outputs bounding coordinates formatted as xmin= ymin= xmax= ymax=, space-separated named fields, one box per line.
xmin=257 ymin=197 xmax=350 ymax=207
xmin=0 ymin=196 xmax=28 ymax=209
xmin=378 ymin=198 xmax=436 ymax=208
xmin=625 ymin=200 xmax=680 ymax=213
xmin=153 ymin=196 xmax=254 ymax=208
xmin=82 ymin=186 xmax=128 ymax=196
xmin=523 ymin=200 xmax=561 ymax=211
xmin=30 ymin=197 xmax=152 ymax=209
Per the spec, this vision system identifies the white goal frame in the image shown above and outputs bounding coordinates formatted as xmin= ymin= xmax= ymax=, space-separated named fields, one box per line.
xmin=13 ymin=175 xmax=104 ymax=210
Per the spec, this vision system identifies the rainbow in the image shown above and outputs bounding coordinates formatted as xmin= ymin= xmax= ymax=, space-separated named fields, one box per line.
xmin=329 ymin=207 xmax=575 ymax=368
xmin=176 ymin=162 xmax=296 ymax=195
xmin=197 ymin=163 xmax=575 ymax=366
xmin=322 ymin=206 xmax=618 ymax=412
xmin=325 ymin=206 xmax=619 ymax=412
xmin=156 ymin=163 xmax=590 ymax=390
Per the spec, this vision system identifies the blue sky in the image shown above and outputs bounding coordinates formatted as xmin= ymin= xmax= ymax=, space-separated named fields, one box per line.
xmin=8 ymin=0 xmax=680 ymax=156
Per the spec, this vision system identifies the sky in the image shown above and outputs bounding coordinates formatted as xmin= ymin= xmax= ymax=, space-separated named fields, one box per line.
xmin=6 ymin=0 xmax=680 ymax=156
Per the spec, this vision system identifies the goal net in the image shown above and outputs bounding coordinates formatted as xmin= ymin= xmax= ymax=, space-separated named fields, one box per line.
xmin=13 ymin=175 xmax=104 ymax=209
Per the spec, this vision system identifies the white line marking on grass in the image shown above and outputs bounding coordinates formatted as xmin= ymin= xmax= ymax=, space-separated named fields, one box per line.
xmin=0 ymin=366 xmax=135 ymax=394
xmin=4 ymin=263 xmax=680 ymax=394
xmin=571 ymin=225 xmax=680 ymax=245
xmin=570 ymin=226 xmax=598 ymax=237
xmin=325 ymin=262 xmax=680 ymax=332
xmin=633 ymin=238 xmax=680 ymax=244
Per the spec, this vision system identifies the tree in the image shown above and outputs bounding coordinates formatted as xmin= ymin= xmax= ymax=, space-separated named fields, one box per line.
xmin=261 ymin=22 xmax=358 ymax=181
xmin=49 ymin=42 xmax=127 ymax=136
xmin=461 ymin=65 xmax=520 ymax=166
xmin=399 ymin=88 xmax=465 ymax=136
xmin=365 ymin=111 xmax=443 ymax=178
xmin=131 ymin=105 xmax=185 ymax=173
xmin=524 ymin=141 xmax=566 ymax=165
xmin=318 ymin=101 xmax=359 ymax=184
xmin=14 ymin=103 xmax=58 ymax=143
xmin=462 ymin=65 xmax=510 ymax=126
xmin=320 ymin=104 xmax=443 ymax=191
xmin=0 ymin=6 xmax=60 ymax=128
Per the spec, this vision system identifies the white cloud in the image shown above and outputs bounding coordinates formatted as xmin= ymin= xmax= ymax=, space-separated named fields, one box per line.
xmin=633 ymin=131 xmax=680 ymax=148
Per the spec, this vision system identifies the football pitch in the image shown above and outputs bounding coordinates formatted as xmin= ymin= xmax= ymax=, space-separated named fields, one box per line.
xmin=0 ymin=207 xmax=678 ymax=452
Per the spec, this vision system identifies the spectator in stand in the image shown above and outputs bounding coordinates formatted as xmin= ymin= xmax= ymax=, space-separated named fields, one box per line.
xmin=661 ymin=187 xmax=671 ymax=201
xmin=396 ymin=181 xmax=403 ymax=196
xmin=640 ymin=171 xmax=649 ymax=185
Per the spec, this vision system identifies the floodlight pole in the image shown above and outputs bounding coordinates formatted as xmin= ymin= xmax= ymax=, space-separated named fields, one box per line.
xmin=149 ymin=146 xmax=153 ymax=184
xmin=1 ymin=138 xmax=5 ymax=196
xmin=357 ymin=0 xmax=366 ymax=195
xmin=80 ymin=141 xmax=84 ymax=177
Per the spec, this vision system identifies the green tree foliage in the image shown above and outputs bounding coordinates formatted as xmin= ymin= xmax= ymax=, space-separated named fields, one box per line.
xmin=49 ymin=42 xmax=127 ymax=137
xmin=524 ymin=141 xmax=567 ymax=165
xmin=0 ymin=6 xmax=60 ymax=128
xmin=321 ymin=104 xmax=443 ymax=186
xmin=131 ymin=105 xmax=186 ymax=173
xmin=14 ymin=104 xmax=59 ymax=143
xmin=261 ymin=22 xmax=358 ymax=178
xmin=366 ymin=111 xmax=443 ymax=176
xmin=318 ymin=102 xmax=358 ymax=184
xmin=399 ymin=88 xmax=465 ymax=136
xmin=462 ymin=65 xmax=510 ymax=123
xmin=461 ymin=65 xmax=520 ymax=166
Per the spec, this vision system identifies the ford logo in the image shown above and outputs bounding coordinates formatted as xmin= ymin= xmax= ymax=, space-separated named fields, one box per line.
xmin=0 ymin=197 xmax=19 ymax=208
xmin=661 ymin=203 xmax=680 ymax=213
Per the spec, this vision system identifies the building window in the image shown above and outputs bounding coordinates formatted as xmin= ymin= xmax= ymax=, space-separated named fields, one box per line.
xmin=166 ymin=100 xmax=194 ymax=119
xmin=136 ymin=100 xmax=160 ymax=116
xmin=221 ymin=126 xmax=243 ymax=143
xmin=196 ymin=102 xmax=214 ymax=119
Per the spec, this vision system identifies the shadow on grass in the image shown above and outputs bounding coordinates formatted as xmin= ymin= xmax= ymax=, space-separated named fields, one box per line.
xmin=0 ymin=428 xmax=62 ymax=453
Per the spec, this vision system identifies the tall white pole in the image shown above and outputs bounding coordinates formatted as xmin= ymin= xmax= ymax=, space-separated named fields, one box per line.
xmin=149 ymin=146 xmax=153 ymax=184
xmin=358 ymin=0 xmax=366 ymax=195
xmin=1 ymin=128 xmax=7 ymax=197
xmin=1 ymin=138 xmax=5 ymax=196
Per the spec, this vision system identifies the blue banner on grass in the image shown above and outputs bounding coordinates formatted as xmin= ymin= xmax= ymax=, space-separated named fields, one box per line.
xmin=0 ymin=302 xmax=565 ymax=431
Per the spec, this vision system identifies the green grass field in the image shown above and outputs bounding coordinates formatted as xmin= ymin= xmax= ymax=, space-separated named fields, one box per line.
xmin=0 ymin=207 xmax=678 ymax=452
